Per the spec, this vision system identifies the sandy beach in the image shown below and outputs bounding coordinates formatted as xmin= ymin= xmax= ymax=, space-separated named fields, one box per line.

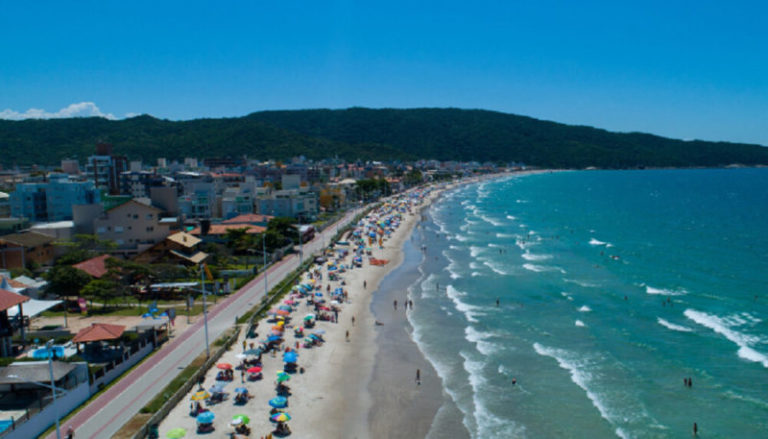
xmin=157 ymin=186 xmax=445 ymax=438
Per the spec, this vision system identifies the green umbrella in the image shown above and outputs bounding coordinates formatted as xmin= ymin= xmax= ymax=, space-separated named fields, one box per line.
xmin=277 ymin=374 xmax=290 ymax=383
xmin=231 ymin=414 xmax=251 ymax=425
xmin=166 ymin=428 xmax=186 ymax=439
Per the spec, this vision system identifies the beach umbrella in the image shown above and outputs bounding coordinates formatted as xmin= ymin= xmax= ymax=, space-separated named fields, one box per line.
xmin=165 ymin=428 xmax=186 ymax=439
xmin=269 ymin=396 xmax=288 ymax=408
xmin=234 ymin=387 xmax=248 ymax=394
xmin=217 ymin=363 xmax=233 ymax=370
xmin=314 ymin=292 xmax=323 ymax=297
xmin=209 ymin=384 xmax=225 ymax=394
xmin=196 ymin=411 xmax=215 ymax=423
xmin=276 ymin=374 xmax=290 ymax=383
xmin=235 ymin=353 xmax=247 ymax=360
xmin=278 ymin=305 xmax=292 ymax=311
xmin=190 ymin=390 xmax=210 ymax=401
xmin=231 ymin=414 xmax=251 ymax=425
xmin=267 ymin=335 xmax=282 ymax=342
xmin=283 ymin=351 xmax=298 ymax=363
xmin=141 ymin=312 xmax=154 ymax=318
xmin=276 ymin=310 xmax=290 ymax=316
xmin=247 ymin=366 xmax=262 ymax=374
xmin=304 ymin=314 xmax=315 ymax=320
xmin=271 ymin=412 xmax=292 ymax=422
xmin=303 ymin=337 xmax=314 ymax=343
xmin=271 ymin=325 xmax=283 ymax=331
xmin=313 ymin=329 xmax=326 ymax=335
xmin=243 ymin=348 xmax=261 ymax=356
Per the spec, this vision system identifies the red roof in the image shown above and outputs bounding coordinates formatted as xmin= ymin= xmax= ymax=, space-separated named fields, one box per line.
xmin=190 ymin=224 xmax=266 ymax=236
xmin=0 ymin=276 xmax=29 ymax=289
xmin=72 ymin=323 xmax=125 ymax=343
xmin=73 ymin=255 xmax=111 ymax=278
xmin=222 ymin=214 xmax=274 ymax=225
xmin=0 ymin=288 xmax=30 ymax=312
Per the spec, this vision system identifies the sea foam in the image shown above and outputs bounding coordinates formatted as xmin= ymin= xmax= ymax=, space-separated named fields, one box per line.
xmin=684 ymin=309 xmax=768 ymax=368
xmin=523 ymin=263 xmax=566 ymax=274
xmin=645 ymin=285 xmax=688 ymax=296
xmin=657 ymin=317 xmax=692 ymax=332
xmin=521 ymin=251 xmax=552 ymax=261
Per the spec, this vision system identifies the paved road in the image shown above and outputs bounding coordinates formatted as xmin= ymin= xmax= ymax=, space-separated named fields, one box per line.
xmin=45 ymin=209 xmax=360 ymax=439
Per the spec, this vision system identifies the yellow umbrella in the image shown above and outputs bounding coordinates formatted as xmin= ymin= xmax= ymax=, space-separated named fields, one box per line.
xmin=190 ymin=390 xmax=210 ymax=401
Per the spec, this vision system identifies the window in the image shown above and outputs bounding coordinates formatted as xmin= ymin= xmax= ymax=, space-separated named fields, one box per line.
xmin=146 ymin=214 xmax=153 ymax=220
xmin=116 ymin=239 xmax=124 ymax=245
xmin=115 ymin=226 xmax=124 ymax=233
xmin=97 ymin=226 xmax=106 ymax=233
xmin=133 ymin=214 xmax=138 ymax=219
xmin=146 ymin=226 xmax=154 ymax=232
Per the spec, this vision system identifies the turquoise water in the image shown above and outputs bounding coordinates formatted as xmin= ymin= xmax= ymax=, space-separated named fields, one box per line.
xmin=409 ymin=169 xmax=768 ymax=439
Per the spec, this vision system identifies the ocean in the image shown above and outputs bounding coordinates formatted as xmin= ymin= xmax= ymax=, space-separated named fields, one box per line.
xmin=406 ymin=168 xmax=768 ymax=439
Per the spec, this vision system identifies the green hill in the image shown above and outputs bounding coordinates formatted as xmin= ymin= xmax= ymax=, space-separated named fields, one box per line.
xmin=1 ymin=108 xmax=766 ymax=168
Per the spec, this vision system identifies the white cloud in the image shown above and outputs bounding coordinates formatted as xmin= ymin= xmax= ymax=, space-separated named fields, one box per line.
xmin=0 ymin=102 xmax=117 ymax=120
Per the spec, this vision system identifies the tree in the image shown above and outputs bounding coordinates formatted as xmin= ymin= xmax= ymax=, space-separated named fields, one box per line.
xmin=224 ymin=227 xmax=253 ymax=255
xmin=46 ymin=266 xmax=92 ymax=297
xmin=404 ymin=169 xmax=423 ymax=186
xmin=80 ymin=278 xmax=119 ymax=309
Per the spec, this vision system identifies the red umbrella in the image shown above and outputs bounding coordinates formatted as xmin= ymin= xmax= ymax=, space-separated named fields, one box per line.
xmin=217 ymin=363 xmax=233 ymax=370
xmin=247 ymin=366 xmax=262 ymax=373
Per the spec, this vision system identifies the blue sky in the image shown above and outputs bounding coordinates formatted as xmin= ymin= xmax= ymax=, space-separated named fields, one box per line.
xmin=1 ymin=1 xmax=766 ymax=145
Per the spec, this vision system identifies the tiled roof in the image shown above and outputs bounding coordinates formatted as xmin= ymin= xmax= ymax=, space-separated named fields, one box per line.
xmin=190 ymin=224 xmax=266 ymax=236
xmin=166 ymin=232 xmax=201 ymax=249
xmin=0 ymin=231 xmax=55 ymax=248
xmin=222 ymin=214 xmax=274 ymax=224
xmin=72 ymin=323 xmax=125 ymax=343
xmin=72 ymin=254 xmax=111 ymax=278
xmin=0 ymin=288 xmax=30 ymax=312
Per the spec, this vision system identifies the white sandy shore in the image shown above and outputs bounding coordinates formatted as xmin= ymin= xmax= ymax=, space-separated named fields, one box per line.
xmin=158 ymin=187 xmax=441 ymax=439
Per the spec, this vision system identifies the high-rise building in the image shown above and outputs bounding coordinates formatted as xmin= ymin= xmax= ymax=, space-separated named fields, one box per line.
xmin=9 ymin=174 xmax=100 ymax=222
xmin=85 ymin=143 xmax=128 ymax=194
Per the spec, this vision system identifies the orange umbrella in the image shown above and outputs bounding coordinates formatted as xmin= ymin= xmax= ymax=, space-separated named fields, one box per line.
xmin=216 ymin=363 xmax=233 ymax=370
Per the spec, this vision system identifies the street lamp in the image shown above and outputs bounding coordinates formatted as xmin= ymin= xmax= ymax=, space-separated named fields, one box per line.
xmin=199 ymin=264 xmax=210 ymax=358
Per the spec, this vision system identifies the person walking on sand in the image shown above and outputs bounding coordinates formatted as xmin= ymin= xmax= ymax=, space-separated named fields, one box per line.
xmin=416 ymin=368 xmax=421 ymax=385
xmin=66 ymin=425 xmax=74 ymax=439
xmin=346 ymin=330 xmax=350 ymax=342
xmin=394 ymin=300 xmax=398 ymax=310
xmin=351 ymin=316 xmax=355 ymax=326
xmin=364 ymin=280 xmax=367 ymax=289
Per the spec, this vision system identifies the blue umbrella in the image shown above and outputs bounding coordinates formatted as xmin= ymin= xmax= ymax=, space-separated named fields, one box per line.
xmin=196 ymin=411 xmax=215 ymax=423
xmin=283 ymin=352 xmax=298 ymax=363
xmin=269 ymin=396 xmax=287 ymax=408
xmin=314 ymin=292 xmax=323 ymax=297
xmin=234 ymin=387 xmax=248 ymax=394
xmin=267 ymin=335 xmax=282 ymax=342
xmin=141 ymin=313 xmax=153 ymax=318
xmin=209 ymin=384 xmax=225 ymax=393
xmin=278 ymin=305 xmax=292 ymax=311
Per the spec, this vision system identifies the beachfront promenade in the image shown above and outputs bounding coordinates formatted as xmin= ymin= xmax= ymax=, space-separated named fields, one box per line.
xmin=44 ymin=209 xmax=361 ymax=439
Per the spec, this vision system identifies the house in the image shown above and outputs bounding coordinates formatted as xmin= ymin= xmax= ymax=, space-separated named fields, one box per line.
xmin=0 ymin=232 xmax=56 ymax=269
xmin=0 ymin=287 xmax=30 ymax=357
xmin=93 ymin=200 xmax=171 ymax=256
xmin=255 ymin=188 xmax=318 ymax=222
xmin=134 ymin=231 xmax=208 ymax=266
xmin=72 ymin=254 xmax=112 ymax=279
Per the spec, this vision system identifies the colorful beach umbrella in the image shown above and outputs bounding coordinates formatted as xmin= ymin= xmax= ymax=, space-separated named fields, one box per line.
xmin=271 ymin=412 xmax=292 ymax=422
xmin=283 ymin=351 xmax=298 ymax=363
xmin=267 ymin=335 xmax=282 ymax=342
xmin=231 ymin=414 xmax=250 ymax=425
xmin=234 ymin=387 xmax=248 ymax=394
xmin=196 ymin=411 xmax=215 ymax=423
xmin=216 ymin=363 xmax=232 ymax=370
xmin=305 ymin=313 xmax=316 ymax=320
xmin=247 ymin=366 xmax=262 ymax=374
xmin=190 ymin=390 xmax=210 ymax=401
xmin=243 ymin=348 xmax=261 ymax=356
xmin=269 ymin=396 xmax=288 ymax=408
xmin=276 ymin=374 xmax=290 ymax=383
xmin=276 ymin=309 xmax=290 ymax=316
xmin=165 ymin=428 xmax=186 ymax=439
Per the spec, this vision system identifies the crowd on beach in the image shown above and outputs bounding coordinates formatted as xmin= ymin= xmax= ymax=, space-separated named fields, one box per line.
xmin=158 ymin=188 xmax=432 ymax=438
